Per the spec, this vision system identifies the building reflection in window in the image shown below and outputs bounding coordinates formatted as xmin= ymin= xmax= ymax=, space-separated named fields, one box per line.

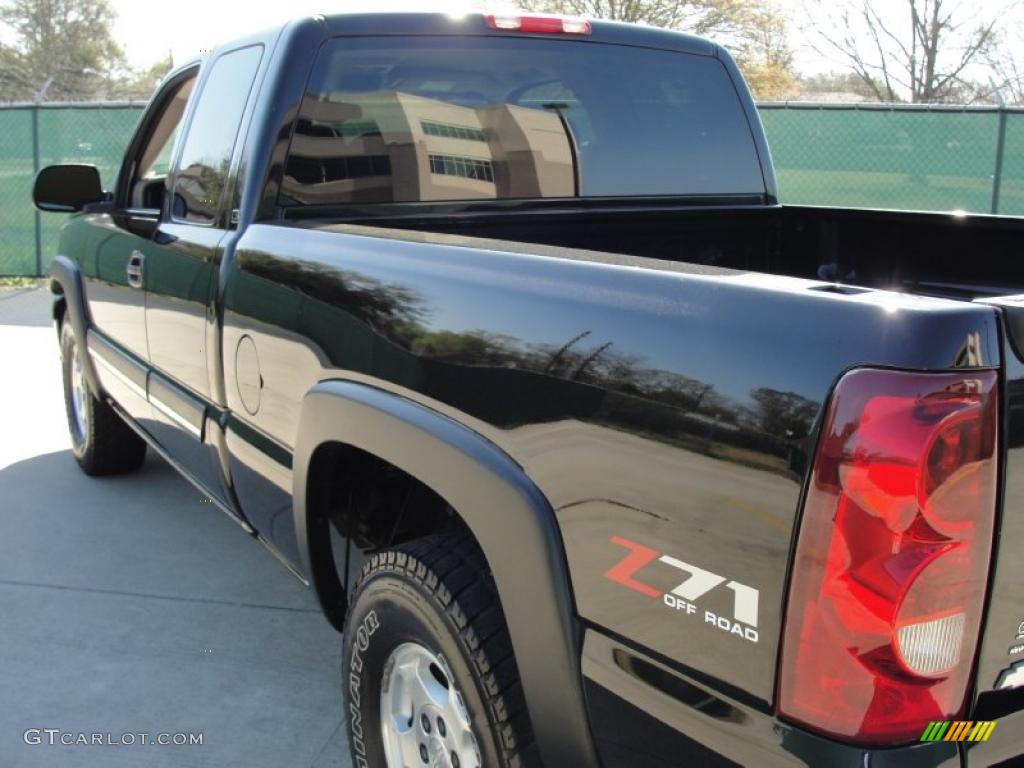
xmin=282 ymin=91 xmax=576 ymax=205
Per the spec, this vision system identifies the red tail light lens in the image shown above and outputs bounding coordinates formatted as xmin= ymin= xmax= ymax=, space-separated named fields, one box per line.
xmin=778 ymin=369 xmax=998 ymax=745
xmin=484 ymin=14 xmax=592 ymax=35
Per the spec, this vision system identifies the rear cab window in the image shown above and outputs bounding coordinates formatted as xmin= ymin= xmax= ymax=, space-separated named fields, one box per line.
xmin=279 ymin=36 xmax=765 ymax=208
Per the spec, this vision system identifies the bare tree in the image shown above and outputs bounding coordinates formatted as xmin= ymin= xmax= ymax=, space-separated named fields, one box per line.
xmin=804 ymin=0 xmax=1013 ymax=103
xmin=988 ymin=57 xmax=1024 ymax=104
xmin=982 ymin=22 xmax=1024 ymax=104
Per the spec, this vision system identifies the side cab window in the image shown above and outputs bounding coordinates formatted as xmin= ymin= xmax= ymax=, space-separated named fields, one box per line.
xmin=116 ymin=67 xmax=199 ymax=235
xmin=170 ymin=45 xmax=263 ymax=227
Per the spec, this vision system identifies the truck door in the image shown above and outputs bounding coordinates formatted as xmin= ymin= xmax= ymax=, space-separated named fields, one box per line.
xmin=81 ymin=68 xmax=197 ymax=421
xmin=143 ymin=44 xmax=263 ymax=498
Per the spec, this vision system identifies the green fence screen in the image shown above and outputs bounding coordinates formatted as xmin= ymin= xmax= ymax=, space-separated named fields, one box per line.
xmin=0 ymin=103 xmax=143 ymax=277
xmin=0 ymin=107 xmax=36 ymax=277
xmin=758 ymin=105 xmax=1024 ymax=216
xmin=1 ymin=102 xmax=1022 ymax=276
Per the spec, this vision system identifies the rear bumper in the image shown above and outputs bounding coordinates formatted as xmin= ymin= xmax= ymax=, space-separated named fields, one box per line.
xmin=581 ymin=628 xmax=983 ymax=768
xmin=962 ymin=689 xmax=1024 ymax=767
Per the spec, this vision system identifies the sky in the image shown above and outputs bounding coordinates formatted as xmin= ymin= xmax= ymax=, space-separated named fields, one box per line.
xmin=113 ymin=1 xmax=505 ymax=68
xmin=110 ymin=0 xmax=1022 ymax=84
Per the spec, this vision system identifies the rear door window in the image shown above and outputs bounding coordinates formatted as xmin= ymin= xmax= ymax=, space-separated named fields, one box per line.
xmin=172 ymin=45 xmax=263 ymax=225
xmin=280 ymin=36 xmax=765 ymax=207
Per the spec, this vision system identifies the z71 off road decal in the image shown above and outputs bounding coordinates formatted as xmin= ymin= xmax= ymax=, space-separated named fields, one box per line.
xmin=605 ymin=535 xmax=760 ymax=643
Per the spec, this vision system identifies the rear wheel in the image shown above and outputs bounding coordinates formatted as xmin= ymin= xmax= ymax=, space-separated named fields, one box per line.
xmin=342 ymin=533 xmax=538 ymax=768
xmin=59 ymin=319 xmax=146 ymax=475
xmin=379 ymin=640 xmax=481 ymax=767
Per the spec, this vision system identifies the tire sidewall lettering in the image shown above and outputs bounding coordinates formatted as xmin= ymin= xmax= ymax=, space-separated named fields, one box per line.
xmin=348 ymin=609 xmax=379 ymax=764
xmin=342 ymin=559 xmax=508 ymax=768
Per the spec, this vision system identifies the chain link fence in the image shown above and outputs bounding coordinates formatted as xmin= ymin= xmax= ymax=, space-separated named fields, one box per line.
xmin=1 ymin=102 xmax=1022 ymax=277
xmin=759 ymin=103 xmax=1024 ymax=217
xmin=0 ymin=103 xmax=144 ymax=277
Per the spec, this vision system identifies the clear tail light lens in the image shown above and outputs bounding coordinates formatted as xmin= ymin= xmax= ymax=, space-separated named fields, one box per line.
xmin=778 ymin=369 xmax=999 ymax=745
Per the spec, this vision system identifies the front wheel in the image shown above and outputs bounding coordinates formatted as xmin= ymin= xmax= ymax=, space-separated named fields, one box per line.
xmin=342 ymin=534 xmax=538 ymax=768
xmin=59 ymin=318 xmax=146 ymax=475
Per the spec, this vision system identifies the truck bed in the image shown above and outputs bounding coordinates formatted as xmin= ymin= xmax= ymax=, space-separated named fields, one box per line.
xmin=296 ymin=202 xmax=1024 ymax=300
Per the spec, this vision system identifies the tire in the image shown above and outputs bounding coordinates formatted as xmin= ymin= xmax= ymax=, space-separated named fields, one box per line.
xmin=60 ymin=318 xmax=147 ymax=476
xmin=342 ymin=533 xmax=539 ymax=768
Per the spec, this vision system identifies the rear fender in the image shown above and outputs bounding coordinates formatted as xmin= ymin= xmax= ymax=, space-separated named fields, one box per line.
xmin=292 ymin=379 xmax=598 ymax=767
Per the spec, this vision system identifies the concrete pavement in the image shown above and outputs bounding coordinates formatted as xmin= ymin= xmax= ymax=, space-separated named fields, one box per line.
xmin=0 ymin=287 xmax=350 ymax=767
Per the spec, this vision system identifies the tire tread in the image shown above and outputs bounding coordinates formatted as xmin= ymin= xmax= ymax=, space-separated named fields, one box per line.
xmin=353 ymin=533 xmax=539 ymax=768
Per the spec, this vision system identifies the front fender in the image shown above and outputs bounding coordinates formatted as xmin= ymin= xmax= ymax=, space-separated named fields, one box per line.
xmin=50 ymin=254 xmax=102 ymax=395
xmin=293 ymin=379 xmax=598 ymax=767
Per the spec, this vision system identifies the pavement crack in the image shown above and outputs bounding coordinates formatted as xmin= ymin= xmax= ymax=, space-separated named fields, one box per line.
xmin=0 ymin=577 xmax=320 ymax=613
xmin=310 ymin=722 xmax=344 ymax=767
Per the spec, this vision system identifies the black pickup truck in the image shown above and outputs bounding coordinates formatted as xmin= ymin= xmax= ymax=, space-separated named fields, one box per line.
xmin=33 ymin=12 xmax=1024 ymax=768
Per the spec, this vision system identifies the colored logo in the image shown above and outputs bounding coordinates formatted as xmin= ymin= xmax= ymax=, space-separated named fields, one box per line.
xmin=604 ymin=535 xmax=760 ymax=643
xmin=920 ymin=721 xmax=996 ymax=742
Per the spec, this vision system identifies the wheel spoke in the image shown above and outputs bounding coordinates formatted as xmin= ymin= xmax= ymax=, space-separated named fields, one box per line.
xmin=413 ymin=658 xmax=448 ymax=709
xmin=397 ymin=728 xmax=423 ymax=766
xmin=380 ymin=643 xmax=481 ymax=768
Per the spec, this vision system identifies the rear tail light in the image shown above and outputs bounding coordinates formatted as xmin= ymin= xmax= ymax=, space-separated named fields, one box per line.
xmin=778 ymin=369 xmax=999 ymax=745
xmin=484 ymin=13 xmax=592 ymax=35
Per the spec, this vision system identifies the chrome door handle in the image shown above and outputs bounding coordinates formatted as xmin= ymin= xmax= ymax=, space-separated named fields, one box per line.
xmin=126 ymin=250 xmax=145 ymax=288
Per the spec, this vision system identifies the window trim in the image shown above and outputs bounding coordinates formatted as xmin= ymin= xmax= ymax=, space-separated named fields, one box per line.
xmin=169 ymin=43 xmax=264 ymax=228
xmin=277 ymin=194 xmax=772 ymax=224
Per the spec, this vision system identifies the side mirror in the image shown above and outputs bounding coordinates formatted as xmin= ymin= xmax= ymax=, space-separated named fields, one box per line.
xmin=33 ymin=164 xmax=104 ymax=212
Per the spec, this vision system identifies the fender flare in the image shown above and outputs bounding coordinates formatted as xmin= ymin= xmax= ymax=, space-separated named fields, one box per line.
xmin=293 ymin=379 xmax=598 ymax=767
xmin=50 ymin=255 xmax=102 ymax=395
